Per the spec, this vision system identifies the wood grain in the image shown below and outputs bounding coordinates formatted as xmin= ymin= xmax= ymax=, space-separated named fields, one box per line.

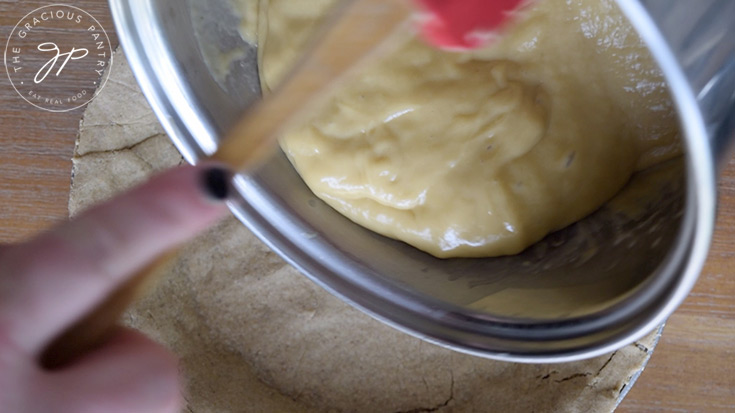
xmin=0 ymin=1 xmax=733 ymax=411
xmin=0 ymin=1 xmax=118 ymax=242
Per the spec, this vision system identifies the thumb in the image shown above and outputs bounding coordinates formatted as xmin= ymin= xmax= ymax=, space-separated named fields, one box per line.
xmin=37 ymin=328 xmax=181 ymax=413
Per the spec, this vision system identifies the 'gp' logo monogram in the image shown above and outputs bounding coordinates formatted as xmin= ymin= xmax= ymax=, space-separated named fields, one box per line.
xmin=4 ymin=3 xmax=113 ymax=112
xmin=34 ymin=42 xmax=89 ymax=84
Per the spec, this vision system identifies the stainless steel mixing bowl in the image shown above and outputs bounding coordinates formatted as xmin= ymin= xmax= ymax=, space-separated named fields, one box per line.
xmin=108 ymin=0 xmax=735 ymax=362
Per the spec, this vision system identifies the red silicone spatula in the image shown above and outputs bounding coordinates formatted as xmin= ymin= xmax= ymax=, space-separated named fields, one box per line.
xmin=416 ymin=0 xmax=527 ymax=49
xmin=41 ymin=0 xmax=528 ymax=370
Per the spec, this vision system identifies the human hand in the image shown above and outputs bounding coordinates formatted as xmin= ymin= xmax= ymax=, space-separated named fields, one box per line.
xmin=0 ymin=164 xmax=231 ymax=413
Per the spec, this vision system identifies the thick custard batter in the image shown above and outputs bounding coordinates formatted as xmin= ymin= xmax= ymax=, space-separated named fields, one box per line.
xmin=245 ymin=0 xmax=680 ymax=258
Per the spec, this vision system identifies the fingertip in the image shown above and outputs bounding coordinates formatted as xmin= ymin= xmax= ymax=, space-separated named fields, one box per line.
xmin=138 ymin=163 xmax=232 ymax=220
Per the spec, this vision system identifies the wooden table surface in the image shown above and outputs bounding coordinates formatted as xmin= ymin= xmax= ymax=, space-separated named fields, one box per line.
xmin=1 ymin=1 xmax=733 ymax=411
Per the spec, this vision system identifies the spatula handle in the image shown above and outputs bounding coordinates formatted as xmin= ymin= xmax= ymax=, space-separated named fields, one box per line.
xmin=212 ymin=0 xmax=413 ymax=170
xmin=40 ymin=250 xmax=178 ymax=370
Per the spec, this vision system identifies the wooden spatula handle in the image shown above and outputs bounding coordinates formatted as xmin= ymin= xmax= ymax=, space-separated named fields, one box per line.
xmin=212 ymin=0 xmax=413 ymax=170
xmin=40 ymin=250 xmax=178 ymax=370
